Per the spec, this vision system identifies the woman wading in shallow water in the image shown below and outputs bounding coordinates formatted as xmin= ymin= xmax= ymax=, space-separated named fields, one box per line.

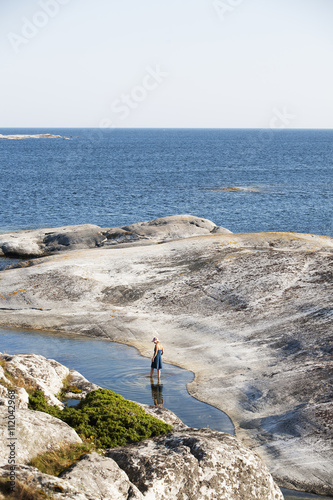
xmin=150 ymin=337 xmax=163 ymax=381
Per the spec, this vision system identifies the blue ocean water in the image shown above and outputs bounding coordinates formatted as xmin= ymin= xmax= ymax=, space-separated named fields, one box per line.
xmin=0 ymin=128 xmax=332 ymax=235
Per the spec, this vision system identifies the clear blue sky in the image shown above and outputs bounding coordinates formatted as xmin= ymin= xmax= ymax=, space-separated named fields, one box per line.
xmin=1 ymin=0 xmax=332 ymax=128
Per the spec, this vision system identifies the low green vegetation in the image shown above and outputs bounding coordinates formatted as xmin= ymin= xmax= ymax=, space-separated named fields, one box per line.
xmin=28 ymin=389 xmax=62 ymax=418
xmin=29 ymin=388 xmax=173 ymax=448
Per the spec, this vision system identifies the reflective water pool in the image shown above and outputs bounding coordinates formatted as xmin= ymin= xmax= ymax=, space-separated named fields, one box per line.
xmin=0 ymin=327 xmax=234 ymax=434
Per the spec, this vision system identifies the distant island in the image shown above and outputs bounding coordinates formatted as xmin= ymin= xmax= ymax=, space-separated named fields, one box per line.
xmin=0 ymin=133 xmax=69 ymax=140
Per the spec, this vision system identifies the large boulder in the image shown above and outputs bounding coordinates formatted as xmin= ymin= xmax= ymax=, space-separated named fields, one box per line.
xmin=60 ymin=453 xmax=143 ymax=499
xmin=0 ymin=224 xmax=106 ymax=258
xmin=107 ymin=428 xmax=283 ymax=500
xmin=113 ymin=214 xmax=232 ymax=242
xmin=0 ymin=456 xmax=143 ymax=500
xmin=1 ymin=353 xmax=69 ymax=407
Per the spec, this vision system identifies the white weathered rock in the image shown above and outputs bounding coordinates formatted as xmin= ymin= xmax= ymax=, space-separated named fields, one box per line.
xmin=15 ymin=387 xmax=30 ymax=409
xmin=0 ymin=461 xmax=141 ymax=500
xmin=65 ymin=369 xmax=99 ymax=399
xmin=2 ymin=353 xmax=69 ymax=407
xmin=0 ymin=353 xmax=100 ymax=407
xmin=0 ymin=215 xmax=231 ymax=258
xmin=0 ymin=365 xmax=10 ymax=385
xmin=1 ymin=238 xmax=42 ymax=258
xmin=0 ymin=224 xmax=106 ymax=258
xmin=0 ymin=407 xmax=81 ymax=465
xmin=60 ymin=452 xmax=143 ymax=499
xmin=119 ymin=214 xmax=232 ymax=241
xmin=0 ymin=428 xmax=283 ymax=499
xmin=107 ymin=428 xmax=283 ymax=500
xmin=0 ymin=360 xmax=30 ymax=409
xmin=0 ymin=353 xmax=99 ymax=409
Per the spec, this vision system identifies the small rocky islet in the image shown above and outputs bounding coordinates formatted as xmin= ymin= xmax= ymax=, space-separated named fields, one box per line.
xmin=0 ymin=133 xmax=68 ymax=140
xmin=0 ymin=214 xmax=332 ymax=498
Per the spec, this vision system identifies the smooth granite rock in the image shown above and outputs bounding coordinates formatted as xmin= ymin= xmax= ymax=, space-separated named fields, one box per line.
xmin=0 ymin=215 xmax=231 ymax=258
xmin=1 ymin=353 xmax=69 ymax=407
xmin=0 ymin=219 xmax=332 ymax=495
xmin=111 ymin=214 xmax=232 ymax=243
xmin=0 ymin=224 xmax=107 ymax=258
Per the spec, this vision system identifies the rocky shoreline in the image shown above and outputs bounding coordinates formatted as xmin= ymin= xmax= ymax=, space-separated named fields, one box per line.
xmin=0 ymin=215 xmax=332 ymax=496
xmin=0 ymin=352 xmax=283 ymax=499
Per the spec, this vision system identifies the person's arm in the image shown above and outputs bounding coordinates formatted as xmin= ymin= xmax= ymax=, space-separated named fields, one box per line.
xmin=152 ymin=344 xmax=158 ymax=361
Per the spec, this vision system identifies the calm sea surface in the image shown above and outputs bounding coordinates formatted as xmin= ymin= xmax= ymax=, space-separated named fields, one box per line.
xmin=0 ymin=128 xmax=332 ymax=235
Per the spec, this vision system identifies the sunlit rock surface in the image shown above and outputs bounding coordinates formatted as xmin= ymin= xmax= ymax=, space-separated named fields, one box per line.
xmin=0 ymin=215 xmax=231 ymax=258
xmin=0 ymin=217 xmax=332 ymax=495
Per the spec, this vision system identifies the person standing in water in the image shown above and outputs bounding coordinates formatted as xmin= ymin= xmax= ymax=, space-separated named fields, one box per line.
xmin=150 ymin=337 xmax=163 ymax=381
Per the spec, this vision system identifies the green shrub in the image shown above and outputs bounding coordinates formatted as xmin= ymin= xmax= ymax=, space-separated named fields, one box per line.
xmin=28 ymin=390 xmax=62 ymax=418
xmin=28 ymin=388 xmax=172 ymax=449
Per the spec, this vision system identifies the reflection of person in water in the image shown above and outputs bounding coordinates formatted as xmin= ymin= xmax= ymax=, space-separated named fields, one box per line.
xmin=150 ymin=337 xmax=163 ymax=381
xmin=151 ymin=382 xmax=164 ymax=407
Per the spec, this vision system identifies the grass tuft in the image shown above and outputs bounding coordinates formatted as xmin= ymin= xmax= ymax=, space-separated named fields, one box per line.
xmin=29 ymin=441 xmax=95 ymax=477
xmin=0 ymin=477 xmax=51 ymax=499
